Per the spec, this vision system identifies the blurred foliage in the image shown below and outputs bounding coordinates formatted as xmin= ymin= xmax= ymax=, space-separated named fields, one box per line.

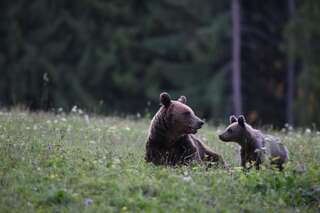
xmin=285 ymin=0 xmax=320 ymax=126
xmin=0 ymin=0 xmax=230 ymax=119
xmin=0 ymin=0 xmax=320 ymax=126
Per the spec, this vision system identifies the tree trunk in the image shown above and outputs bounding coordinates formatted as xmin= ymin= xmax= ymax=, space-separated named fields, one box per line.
xmin=286 ymin=0 xmax=295 ymax=125
xmin=232 ymin=0 xmax=242 ymax=115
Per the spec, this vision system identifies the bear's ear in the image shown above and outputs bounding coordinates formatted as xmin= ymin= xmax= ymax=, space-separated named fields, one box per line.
xmin=160 ymin=92 xmax=171 ymax=107
xmin=229 ymin=115 xmax=237 ymax=124
xmin=177 ymin=96 xmax=187 ymax=104
xmin=238 ymin=115 xmax=246 ymax=127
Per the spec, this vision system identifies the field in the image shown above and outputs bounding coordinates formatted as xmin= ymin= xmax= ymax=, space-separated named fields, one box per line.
xmin=0 ymin=110 xmax=319 ymax=212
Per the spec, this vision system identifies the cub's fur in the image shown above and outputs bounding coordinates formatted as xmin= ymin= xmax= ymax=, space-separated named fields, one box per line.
xmin=219 ymin=115 xmax=289 ymax=170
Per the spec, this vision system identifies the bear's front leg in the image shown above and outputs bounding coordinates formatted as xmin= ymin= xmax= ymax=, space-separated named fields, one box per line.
xmin=205 ymin=150 xmax=224 ymax=163
xmin=240 ymin=149 xmax=249 ymax=169
xmin=201 ymin=147 xmax=227 ymax=168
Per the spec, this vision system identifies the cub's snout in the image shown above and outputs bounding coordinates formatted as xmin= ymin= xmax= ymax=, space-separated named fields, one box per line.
xmin=218 ymin=134 xmax=224 ymax=140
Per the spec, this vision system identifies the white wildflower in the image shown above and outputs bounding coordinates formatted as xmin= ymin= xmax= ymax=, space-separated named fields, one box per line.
xmin=182 ymin=176 xmax=192 ymax=182
xmin=71 ymin=105 xmax=77 ymax=113
xmin=84 ymin=114 xmax=90 ymax=124
xmin=113 ymin=158 xmax=121 ymax=164
xmin=43 ymin=72 xmax=49 ymax=82
xmin=305 ymin=128 xmax=311 ymax=134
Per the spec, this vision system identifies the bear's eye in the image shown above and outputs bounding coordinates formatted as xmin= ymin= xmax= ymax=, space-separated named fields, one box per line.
xmin=227 ymin=129 xmax=232 ymax=133
xmin=183 ymin=111 xmax=191 ymax=116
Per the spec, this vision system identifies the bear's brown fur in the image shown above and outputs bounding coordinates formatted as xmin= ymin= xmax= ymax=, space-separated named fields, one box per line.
xmin=145 ymin=92 xmax=225 ymax=166
xmin=219 ymin=115 xmax=289 ymax=170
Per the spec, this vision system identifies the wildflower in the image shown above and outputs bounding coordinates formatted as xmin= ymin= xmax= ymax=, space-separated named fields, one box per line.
xmin=60 ymin=117 xmax=67 ymax=122
xmin=49 ymin=174 xmax=57 ymax=179
xmin=71 ymin=105 xmax=77 ymax=113
xmin=113 ymin=158 xmax=121 ymax=164
xmin=83 ymin=198 xmax=93 ymax=206
xmin=48 ymin=143 xmax=53 ymax=151
xmin=284 ymin=123 xmax=293 ymax=131
xmin=43 ymin=72 xmax=49 ymax=82
xmin=182 ymin=176 xmax=192 ymax=182
xmin=58 ymin=107 xmax=63 ymax=112
xmin=305 ymin=128 xmax=311 ymax=134
xmin=294 ymin=164 xmax=306 ymax=174
xmin=84 ymin=114 xmax=90 ymax=124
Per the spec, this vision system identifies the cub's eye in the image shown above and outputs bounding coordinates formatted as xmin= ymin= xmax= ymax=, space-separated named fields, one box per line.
xmin=227 ymin=129 xmax=232 ymax=133
xmin=183 ymin=111 xmax=191 ymax=116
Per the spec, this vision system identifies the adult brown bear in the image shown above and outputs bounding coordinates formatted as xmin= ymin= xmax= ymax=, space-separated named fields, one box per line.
xmin=145 ymin=92 xmax=225 ymax=166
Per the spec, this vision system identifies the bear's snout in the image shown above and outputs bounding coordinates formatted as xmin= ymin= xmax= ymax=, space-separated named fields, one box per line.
xmin=198 ymin=120 xmax=205 ymax=128
xmin=218 ymin=133 xmax=226 ymax=141
xmin=193 ymin=119 xmax=204 ymax=130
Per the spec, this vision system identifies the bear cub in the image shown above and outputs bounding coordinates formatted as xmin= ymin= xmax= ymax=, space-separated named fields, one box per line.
xmin=219 ymin=115 xmax=289 ymax=170
xmin=145 ymin=92 xmax=225 ymax=166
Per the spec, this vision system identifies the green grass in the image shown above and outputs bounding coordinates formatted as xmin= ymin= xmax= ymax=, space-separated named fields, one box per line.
xmin=0 ymin=110 xmax=319 ymax=212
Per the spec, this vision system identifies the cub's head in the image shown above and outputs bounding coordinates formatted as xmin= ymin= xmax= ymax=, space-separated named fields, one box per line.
xmin=160 ymin=92 xmax=204 ymax=135
xmin=218 ymin=115 xmax=247 ymax=142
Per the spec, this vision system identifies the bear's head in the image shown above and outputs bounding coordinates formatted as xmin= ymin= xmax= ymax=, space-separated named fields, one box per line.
xmin=218 ymin=115 xmax=247 ymax=142
xmin=160 ymin=92 xmax=204 ymax=135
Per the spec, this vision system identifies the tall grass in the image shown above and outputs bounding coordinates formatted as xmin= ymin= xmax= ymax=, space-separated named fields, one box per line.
xmin=0 ymin=110 xmax=319 ymax=212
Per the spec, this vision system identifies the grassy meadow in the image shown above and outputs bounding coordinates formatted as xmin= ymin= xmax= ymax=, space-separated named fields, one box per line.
xmin=0 ymin=110 xmax=319 ymax=212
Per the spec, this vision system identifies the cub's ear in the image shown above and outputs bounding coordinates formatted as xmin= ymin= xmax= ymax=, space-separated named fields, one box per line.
xmin=177 ymin=96 xmax=187 ymax=104
xmin=160 ymin=92 xmax=171 ymax=107
xmin=238 ymin=115 xmax=246 ymax=127
xmin=229 ymin=115 xmax=237 ymax=124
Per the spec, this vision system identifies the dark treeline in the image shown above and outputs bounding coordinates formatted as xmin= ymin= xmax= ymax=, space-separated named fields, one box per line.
xmin=1 ymin=0 xmax=320 ymax=127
